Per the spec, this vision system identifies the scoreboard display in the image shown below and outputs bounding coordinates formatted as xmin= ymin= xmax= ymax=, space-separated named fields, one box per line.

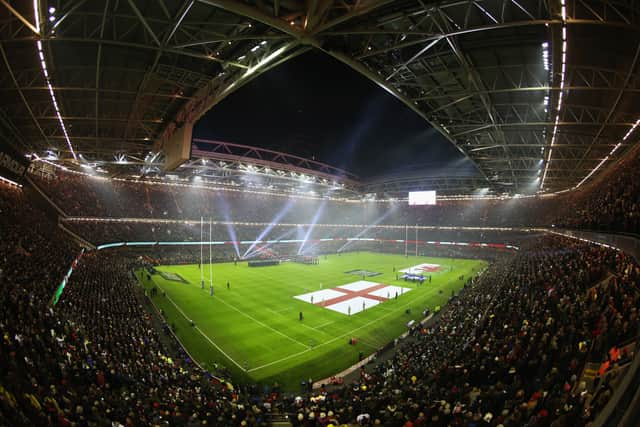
xmin=408 ymin=190 xmax=436 ymax=206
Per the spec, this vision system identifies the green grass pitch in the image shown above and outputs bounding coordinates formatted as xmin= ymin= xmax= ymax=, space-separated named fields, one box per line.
xmin=137 ymin=252 xmax=487 ymax=390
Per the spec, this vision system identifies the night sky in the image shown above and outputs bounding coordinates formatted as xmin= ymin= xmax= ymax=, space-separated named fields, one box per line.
xmin=194 ymin=50 xmax=478 ymax=179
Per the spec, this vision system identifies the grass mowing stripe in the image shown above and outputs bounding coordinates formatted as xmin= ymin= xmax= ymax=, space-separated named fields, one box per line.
xmin=212 ymin=293 xmax=309 ymax=350
xmin=315 ymin=320 xmax=334 ymax=328
xmin=194 ymin=326 xmax=247 ymax=372
xmin=145 ymin=283 xmax=205 ymax=371
xmin=164 ymin=293 xmax=193 ymax=322
xmin=146 ymin=253 xmax=486 ymax=388
xmin=299 ymin=323 xmax=333 ymax=336
xmin=266 ymin=307 xmax=333 ymax=337
xmin=150 ymin=278 xmax=247 ymax=372
xmin=357 ymin=339 xmax=380 ymax=350
xmin=247 ymin=285 xmax=440 ymax=373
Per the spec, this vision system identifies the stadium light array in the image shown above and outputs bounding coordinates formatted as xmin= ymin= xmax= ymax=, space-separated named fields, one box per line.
xmin=34 ymin=3 xmax=77 ymax=160
xmin=540 ymin=0 xmax=568 ymax=191
xmin=574 ymin=118 xmax=640 ymax=188
xmin=541 ymin=42 xmax=550 ymax=71
xmin=33 ymin=155 xmax=570 ymax=203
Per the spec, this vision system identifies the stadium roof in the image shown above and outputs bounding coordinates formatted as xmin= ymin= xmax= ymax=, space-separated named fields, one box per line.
xmin=1 ymin=0 xmax=639 ymax=195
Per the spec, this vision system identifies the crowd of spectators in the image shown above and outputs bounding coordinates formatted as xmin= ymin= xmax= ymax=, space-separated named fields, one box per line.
xmin=0 ymin=183 xmax=278 ymax=425
xmin=550 ymin=145 xmax=640 ymax=234
xmin=31 ymin=171 xmax=552 ymax=228
xmin=30 ymin=158 xmax=638 ymax=235
xmin=0 ymin=185 xmax=77 ymax=291
xmin=61 ymin=220 xmax=525 ymax=247
xmin=3 ymin=179 xmax=640 ymax=426
xmin=28 ymin=142 xmax=640 ymax=236
xmin=282 ymin=238 xmax=639 ymax=426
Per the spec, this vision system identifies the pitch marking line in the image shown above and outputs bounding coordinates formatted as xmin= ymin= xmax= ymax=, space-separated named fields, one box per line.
xmin=358 ymin=339 xmax=381 ymax=350
xmin=265 ymin=307 xmax=280 ymax=316
xmin=144 ymin=283 xmax=205 ymax=372
xmin=248 ymin=286 xmax=441 ymax=373
xmin=315 ymin=320 xmax=334 ymax=328
xmin=194 ymin=326 xmax=247 ymax=372
xmin=266 ymin=307 xmax=291 ymax=316
xmin=148 ymin=281 xmax=247 ymax=372
xmin=266 ymin=308 xmax=332 ymax=337
xmin=300 ymin=323 xmax=333 ymax=336
xmin=212 ymin=294 xmax=309 ymax=350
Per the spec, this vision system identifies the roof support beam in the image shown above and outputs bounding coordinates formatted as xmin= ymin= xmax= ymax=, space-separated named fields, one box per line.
xmin=0 ymin=0 xmax=39 ymax=35
xmin=0 ymin=42 xmax=49 ymax=150
xmin=573 ymin=40 xmax=640 ymax=176
xmin=126 ymin=0 xmax=161 ymax=45
xmin=432 ymin=7 xmax=511 ymax=185
xmin=197 ymin=0 xmax=303 ymax=38
xmin=0 ymin=85 xmax=193 ymax=99
xmin=385 ymin=38 xmax=441 ymax=81
xmin=453 ymin=121 xmax=637 ymax=137
xmin=172 ymin=34 xmax=289 ymax=49
xmin=312 ymin=0 xmax=396 ymax=34
xmin=166 ymin=0 xmax=195 ymax=42
xmin=21 ymin=116 xmax=163 ymax=123
xmin=95 ymin=0 xmax=109 ymax=147
xmin=3 ymin=36 xmax=247 ymax=68
xmin=352 ymin=20 xmax=557 ymax=59
xmin=414 ymin=85 xmax=640 ymax=103
xmin=320 ymin=46 xmax=490 ymax=183
xmin=122 ymin=0 xmax=197 ymax=143
xmin=51 ymin=0 xmax=89 ymax=31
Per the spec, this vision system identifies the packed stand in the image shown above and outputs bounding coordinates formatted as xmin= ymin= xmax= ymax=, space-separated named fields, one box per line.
xmin=29 ymin=147 xmax=640 ymax=234
xmin=282 ymin=237 xmax=639 ymax=426
xmin=551 ymin=145 xmax=640 ymax=234
xmin=32 ymin=171 xmax=552 ymax=227
xmin=63 ymin=219 xmax=524 ymax=247
xmin=2 ymin=181 xmax=640 ymax=426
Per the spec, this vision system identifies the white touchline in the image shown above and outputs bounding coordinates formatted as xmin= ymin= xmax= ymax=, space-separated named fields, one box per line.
xmin=145 ymin=287 xmax=206 ymax=372
xmin=150 ymin=282 xmax=247 ymax=372
xmin=357 ymin=339 xmax=380 ymax=350
xmin=195 ymin=326 xmax=247 ymax=372
xmin=266 ymin=308 xmax=332 ymax=337
xmin=153 ymin=270 xmax=451 ymax=375
xmin=300 ymin=323 xmax=333 ymax=336
xmin=213 ymin=294 xmax=309 ymax=349
xmin=248 ymin=287 xmax=441 ymax=373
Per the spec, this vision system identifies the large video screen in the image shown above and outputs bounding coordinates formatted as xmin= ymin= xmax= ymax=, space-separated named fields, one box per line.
xmin=408 ymin=190 xmax=436 ymax=206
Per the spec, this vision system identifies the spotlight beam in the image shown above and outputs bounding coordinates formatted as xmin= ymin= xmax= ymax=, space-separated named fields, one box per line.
xmin=244 ymin=227 xmax=297 ymax=259
xmin=216 ymin=194 xmax=241 ymax=258
xmin=299 ymin=239 xmax=322 ymax=256
xmin=298 ymin=200 xmax=327 ymax=255
xmin=243 ymin=199 xmax=295 ymax=257
xmin=337 ymin=206 xmax=396 ymax=253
